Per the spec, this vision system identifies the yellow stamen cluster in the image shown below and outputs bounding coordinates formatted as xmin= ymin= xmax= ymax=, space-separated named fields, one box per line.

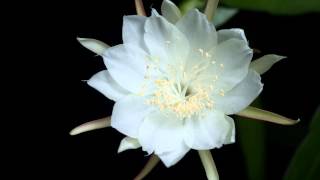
xmin=146 ymin=79 xmax=214 ymax=119
xmin=142 ymin=45 xmax=227 ymax=119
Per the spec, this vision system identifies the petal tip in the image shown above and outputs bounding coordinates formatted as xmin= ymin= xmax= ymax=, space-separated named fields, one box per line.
xmin=274 ymin=54 xmax=287 ymax=62
xmin=69 ymin=128 xmax=79 ymax=136
xmin=76 ymin=37 xmax=85 ymax=41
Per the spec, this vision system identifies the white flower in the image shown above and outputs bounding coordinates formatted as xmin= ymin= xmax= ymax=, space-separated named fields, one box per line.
xmin=74 ymin=1 xmax=297 ymax=172
xmin=86 ymin=7 xmax=264 ymax=167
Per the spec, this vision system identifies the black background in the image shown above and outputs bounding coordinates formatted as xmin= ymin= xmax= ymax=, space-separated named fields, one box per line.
xmin=24 ymin=0 xmax=320 ymax=179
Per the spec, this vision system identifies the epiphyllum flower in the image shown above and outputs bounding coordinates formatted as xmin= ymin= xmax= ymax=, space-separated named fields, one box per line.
xmin=72 ymin=0 xmax=298 ymax=179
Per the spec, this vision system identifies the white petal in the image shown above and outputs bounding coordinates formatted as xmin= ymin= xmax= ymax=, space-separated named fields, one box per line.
xmin=87 ymin=70 xmax=129 ymax=101
xmin=151 ymin=8 xmax=160 ymax=16
xmin=184 ymin=110 xmax=235 ymax=150
xmin=161 ymin=0 xmax=182 ymax=24
xmin=217 ymin=28 xmax=247 ymax=44
xmin=122 ymin=15 xmax=147 ymax=48
xmin=103 ymin=44 xmax=147 ymax=93
xmin=213 ymin=8 xmax=238 ymax=27
xmin=138 ymin=111 xmax=189 ymax=167
xmin=144 ymin=15 xmax=189 ymax=67
xmin=250 ymin=54 xmax=286 ymax=75
xmin=214 ymin=70 xmax=263 ymax=115
xmin=111 ymin=95 xmax=153 ymax=138
xmin=118 ymin=137 xmax=141 ymax=153
xmin=157 ymin=145 xmax=189 ymax=167
xmin=77 ymin=38 xmax=110 ymax=55
xmin=202 ymin=38 xmax=253 ymax=92
xmin=176 ymin=9 xmax=217 ymax=50
xmin=224 ymin=115 xmax=236 ymax=144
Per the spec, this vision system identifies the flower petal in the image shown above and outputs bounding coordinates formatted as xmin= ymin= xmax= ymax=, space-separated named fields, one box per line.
xmin=214 ymin=70 xmax=263 ymax=115
xmin=217 ymin=28 xmax=247 ymax=44
xmin=138 ymin=111 xmax=189 ymax=167
xmin=111 ymin=95 xmax=153 ymax=138
xmin=224 ymin=115 xmax=236 ymax=144
xmin=77 ymin=37 xmax=110 ymax=55
xmin=184 ymin=110 xmax=235 ymax=150
xmin=250 ymin=54 xmax=286 ymax=75
xmin=87 ymin=70 xmax=129 ymax=101
xmin=118 ymin=137 xmax=141 ymax=153
xmin=69 ymin=117 xmax=111 ymax=136
xmin=201 ymin=38 xmax=252 ymax=92
xmin=161 ymin=0 xmax=182 ymax=24
xmin=237 ymin=106 xmax=300 ymax=125
xmin=176 ymin=9 xmax=217 ymax=50
xmin=213 ymin=8 xmax=238 ymax=27
xmin=103 ymin=44 xmax=147 ymax=93
xmin=144 ymin=14 xmax=189 ymax=66
xmin=157 ymin=145 xmax=190 ymax=167
xmin=122 ymin=15 xmax=147 ymax=48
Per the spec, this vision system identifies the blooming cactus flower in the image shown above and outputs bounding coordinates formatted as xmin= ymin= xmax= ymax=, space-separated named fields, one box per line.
xmin=72 ymin=0 xmax=298 ymax=179
xmin=89 ymin=7 xmax=260 ymax=167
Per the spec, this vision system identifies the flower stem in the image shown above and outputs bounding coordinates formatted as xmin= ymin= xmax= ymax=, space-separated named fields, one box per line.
xmin=134 ymin=154 xmax=160 ymax=180
xmin=198 ymin=150 xmax=219 ymax=180
xmin=204 ymin=0 xmax=219 ymax=21
xmin=135 ymin=0 xmax=147 ymax=16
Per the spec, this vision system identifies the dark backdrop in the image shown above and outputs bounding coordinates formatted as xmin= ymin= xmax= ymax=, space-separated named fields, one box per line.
xmin=48 ymin=0 xmax=320 ymax=179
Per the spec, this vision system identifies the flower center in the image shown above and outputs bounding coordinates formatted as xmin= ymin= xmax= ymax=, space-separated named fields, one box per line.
xmin=141 ymin=48 xmax=225 ymax=119
xmin=145 ymin=62 xmax=216 ymax=119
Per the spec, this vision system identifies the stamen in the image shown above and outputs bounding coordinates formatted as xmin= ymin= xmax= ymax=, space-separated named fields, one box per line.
xmin=219 ymin=89 xmax=225 ymax=96
xmin=205 ymin=52 xmax=212 ymax=58
xmin=198 ymin=48 xmax=204 ymax=56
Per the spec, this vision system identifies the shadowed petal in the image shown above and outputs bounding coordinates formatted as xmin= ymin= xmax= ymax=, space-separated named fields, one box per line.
xmin=184 ymin=110 xmax=235 ymax=150
xmin=138 ymin=111 xmax=189 ymax=167
xmin=112 ymin=95 xmax=153 ymax=138
xmin=176 ymin=9 xmax=217 ymax=50
xmin=123 ymin=15 xmax=147 ymax=48
xmin=217 ymin=28 xmax=247 ymax=44
xmin=144 ymin=14 xmax=189 ymax=66
xmin=87 ymin=70 xmax=129 ymax=101
xmin=103 ymin=44 xmax=147 ymax=93
xmin=213 ymin=70 xmax=263 ymax=115
xmin=161 ymin=0 xmax=182 ymax=24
